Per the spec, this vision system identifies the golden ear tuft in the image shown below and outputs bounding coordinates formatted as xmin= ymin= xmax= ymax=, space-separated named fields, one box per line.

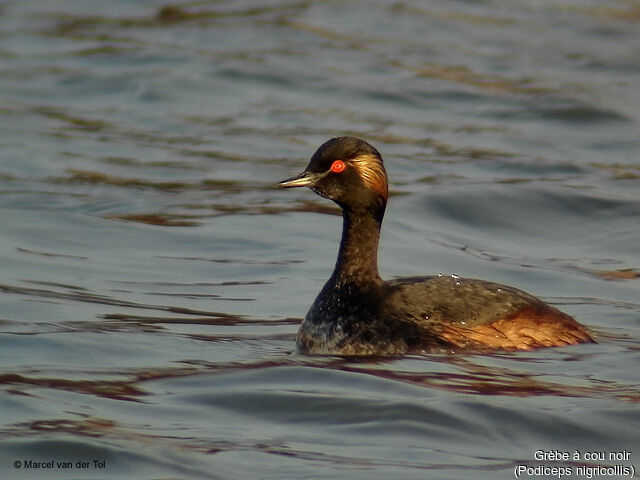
xmin=350 ymin=154 xmax=388 ymax=201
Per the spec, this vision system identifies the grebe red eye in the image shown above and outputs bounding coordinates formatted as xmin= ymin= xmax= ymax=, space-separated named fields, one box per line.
xmin=330 ymin=160 xmax=346 ymax=173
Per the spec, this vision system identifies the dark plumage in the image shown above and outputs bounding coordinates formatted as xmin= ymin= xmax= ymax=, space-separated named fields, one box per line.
xmin=279 ymin=137 xmax=594 ymax=355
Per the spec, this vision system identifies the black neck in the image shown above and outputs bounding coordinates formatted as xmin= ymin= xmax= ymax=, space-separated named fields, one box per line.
xmin=332 ymin=205 xmax=384 ymax=284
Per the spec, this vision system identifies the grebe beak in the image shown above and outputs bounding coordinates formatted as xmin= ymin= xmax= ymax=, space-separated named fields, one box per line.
xmin=278 ymin=170 xmax=326 ymax=188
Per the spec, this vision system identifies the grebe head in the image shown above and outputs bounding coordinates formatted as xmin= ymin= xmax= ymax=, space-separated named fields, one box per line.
xmin=279 ymin=137 xmax=388 ymax=212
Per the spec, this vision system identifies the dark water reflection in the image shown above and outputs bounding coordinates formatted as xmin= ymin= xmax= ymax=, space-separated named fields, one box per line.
xmin=1 ymin=1 xmax=639 ymax=479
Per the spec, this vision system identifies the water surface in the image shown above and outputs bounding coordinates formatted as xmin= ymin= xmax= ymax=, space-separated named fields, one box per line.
xmin=1 ymin=1 xmax=639 ymax=479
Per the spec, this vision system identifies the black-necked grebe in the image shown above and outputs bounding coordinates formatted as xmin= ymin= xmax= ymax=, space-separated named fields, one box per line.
xmin=279 ymin=137 xmax=594 ymax=355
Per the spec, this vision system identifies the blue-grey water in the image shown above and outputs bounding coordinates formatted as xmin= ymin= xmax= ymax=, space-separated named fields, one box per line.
xmin=1 ymin=1 xmax=639 ymax=479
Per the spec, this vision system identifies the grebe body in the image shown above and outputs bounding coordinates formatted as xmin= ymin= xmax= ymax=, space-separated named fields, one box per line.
xmin=280 ymin=137 xmax=594 ymax=355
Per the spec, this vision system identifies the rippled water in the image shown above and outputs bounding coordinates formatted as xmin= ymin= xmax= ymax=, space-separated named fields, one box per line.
xmin=1 ymin=1 xmax=639 ymax=479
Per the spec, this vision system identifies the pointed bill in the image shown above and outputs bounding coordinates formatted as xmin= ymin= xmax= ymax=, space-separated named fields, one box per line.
xmin=278 ymin=171 xmax=325 ymax=188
